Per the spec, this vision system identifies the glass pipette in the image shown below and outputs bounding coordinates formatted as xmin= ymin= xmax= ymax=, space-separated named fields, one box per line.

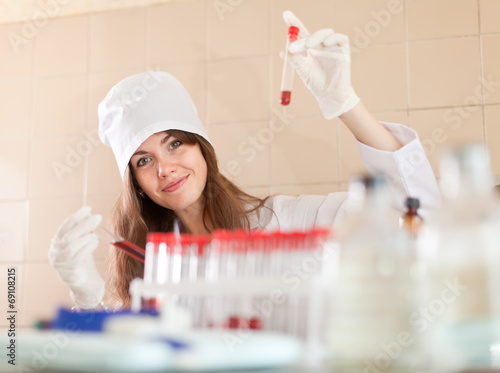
xmin=280 ymin=26 xmax=299 ymax=106
xmin=94 ymin=226 xmax=145 ymax=262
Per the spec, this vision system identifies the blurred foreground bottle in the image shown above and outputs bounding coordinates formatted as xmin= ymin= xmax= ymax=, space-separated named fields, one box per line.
xmin=419 ymin=144 xmax=500 ymax=372
xmin=399 ymin=197 xmax=424 ymax=239
xmin=326 ymin=175 xmax=422 ymax=372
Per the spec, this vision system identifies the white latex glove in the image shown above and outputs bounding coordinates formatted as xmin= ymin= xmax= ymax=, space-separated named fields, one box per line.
xmin=49 ymin=206 xmax=105 ymax=309
xmin=283 ymin=10 xmax=360 ymax=119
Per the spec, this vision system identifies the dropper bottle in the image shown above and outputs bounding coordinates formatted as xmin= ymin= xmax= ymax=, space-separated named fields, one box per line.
xmin=399 ymin=197 xmax=424 ymax=239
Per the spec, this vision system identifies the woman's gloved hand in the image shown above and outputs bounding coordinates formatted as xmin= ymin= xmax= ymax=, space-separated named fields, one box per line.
xmin=48 ymin=206 xmax=105 ymax=309
xmin=282 ymin=10 xmax=360 ymax=119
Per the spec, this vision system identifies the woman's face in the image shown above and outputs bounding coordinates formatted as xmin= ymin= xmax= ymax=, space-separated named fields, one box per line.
xmin=130 ymin=131 xmax=208 ymax=215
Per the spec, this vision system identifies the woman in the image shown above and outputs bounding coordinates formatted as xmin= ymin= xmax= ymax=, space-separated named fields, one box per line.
xmin=49 ymin=11 xmax=441 ymax=310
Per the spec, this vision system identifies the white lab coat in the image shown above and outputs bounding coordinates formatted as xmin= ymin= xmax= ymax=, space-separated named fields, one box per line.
xmin=249 ymin=122 xmax=441 ymax=232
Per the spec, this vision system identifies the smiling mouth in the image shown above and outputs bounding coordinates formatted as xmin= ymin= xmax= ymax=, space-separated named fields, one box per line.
xmin=162 ymin=175 xmax=189 ymax=193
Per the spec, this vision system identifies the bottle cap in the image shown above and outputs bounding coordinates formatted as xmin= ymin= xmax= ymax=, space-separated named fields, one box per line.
xmin=211 ymin=229 xmax=232 ymax=253
xmin=405 ymin=197 xmax=420 ymax=209
xmin=193 ymin=234 xmax=208 ymax=256
xmin=351 ymin=174 xmax=387 ymax=189
xmin=288 ymin=26 xmax=299 ymax=35
xmin=146 ymin=232 xmax=189 ymax=254
xmin=145 ymin=232 xmax=167 ymax=245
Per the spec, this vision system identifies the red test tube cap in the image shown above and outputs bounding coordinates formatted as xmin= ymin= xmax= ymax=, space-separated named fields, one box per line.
xmin=193 ymin=234 xmax=208 ymax=256
xmin=288 ymin=26 xmax=299 ymax=41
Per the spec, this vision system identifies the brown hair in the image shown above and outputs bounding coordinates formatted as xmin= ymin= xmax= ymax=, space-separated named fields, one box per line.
xmin=106 ymin=130 xmax=269 ymax=306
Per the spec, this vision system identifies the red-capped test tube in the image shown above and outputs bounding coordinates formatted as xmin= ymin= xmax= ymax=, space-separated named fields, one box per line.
xmin=142 ymin=232 xmax=169 ymax=310
xmin=144 ymin=233 xmax=168 ymax=284
xmin=280 ymin=26 xmax=299 ymax=106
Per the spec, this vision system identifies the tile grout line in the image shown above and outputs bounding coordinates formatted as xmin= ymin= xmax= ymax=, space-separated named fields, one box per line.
xmin=404 ymin=0 xmax=411 ymax=125
xmin=205 ymin=0 xmax=210 ymax=129
xmin=268 ymin=0 xmax=273 ymax=196
xmin=82 ymin=14 xmax=92 ymax=207
xmin=145 ymin=6 xmax=151 ymax=69
xmin=476 ymin=0 xmax=488 ymax=151
xmin=334 ymin=0 xmax=341 ymax=191
xmin=24 ymin=14 xmax=39 ymax=268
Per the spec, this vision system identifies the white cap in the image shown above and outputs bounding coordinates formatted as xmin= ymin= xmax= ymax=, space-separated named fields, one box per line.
xmin=98 ymin=71 xmax=212 ymax=179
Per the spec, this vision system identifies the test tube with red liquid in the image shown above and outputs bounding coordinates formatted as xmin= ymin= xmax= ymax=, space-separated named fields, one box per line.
xmin=280 ymin=26 xmax=299 ymax=106
xmin=95 ymin=226 xmax=145 ymax=263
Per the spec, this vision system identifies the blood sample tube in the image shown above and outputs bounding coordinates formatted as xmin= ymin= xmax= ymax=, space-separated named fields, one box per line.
xmin=231 ymin=229 xmax=249 ymax=329
xmin=144 ymin=233 xmax=168 ymax=284
xmin=94 ymin=226 xmax=145 ymax=263
xmin=192 ymin=234 xmax=208 ymax=328
xmin=164 ymin=232 xmax=183 ymax=284
xmin=206 ymin=230 xmax=228 ymax=327
xmin=280 ymin=25 xmax=300 ymax=106
xmin=288 ymin=231 xmax=301 ymax=336
xmin=246 ymin=231 xmax=264 ymax=330
xmin=142 ymin=232 xmax=168 ymax=311
xmin=193 ymin=234 xmax=207 ymax=281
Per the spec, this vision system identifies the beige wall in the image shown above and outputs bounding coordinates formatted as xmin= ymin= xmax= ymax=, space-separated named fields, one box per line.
xmin=0 ymin=0 xmax=180 ymax=25
xmin=1 ymin=0 xmax=500 ymax=327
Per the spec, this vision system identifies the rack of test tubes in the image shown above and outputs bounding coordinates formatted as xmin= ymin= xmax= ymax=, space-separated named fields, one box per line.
xmin=129 ymin=228 xmax=335 ymax=356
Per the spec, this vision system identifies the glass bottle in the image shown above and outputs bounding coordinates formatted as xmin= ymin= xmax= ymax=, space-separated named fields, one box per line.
xmin=326 ymin=175 xmax=421 ymax=372
xmin=399 ymin=197 xmax=424 ymax=239
xmin=419 ymin=144 xmax=500 ymax=371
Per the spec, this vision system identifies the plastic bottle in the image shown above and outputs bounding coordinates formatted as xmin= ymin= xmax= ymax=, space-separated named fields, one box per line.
xmin=326 ymin=175 xmax=421 ymax=372
xmin=399 ymin=197 xmax=424 ymax=239
xmin=419 ymin=144 xmax=500 ymax=371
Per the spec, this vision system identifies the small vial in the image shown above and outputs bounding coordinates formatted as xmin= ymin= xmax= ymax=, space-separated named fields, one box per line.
xmin=280 ymin=26 xmax=299 ymax=106
xmin=399 ymin=197 xmax=424 ymax=239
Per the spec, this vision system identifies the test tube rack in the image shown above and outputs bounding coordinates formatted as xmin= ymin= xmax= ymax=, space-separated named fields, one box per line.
xmin=128 ymin=228 xmax=336 ymax=365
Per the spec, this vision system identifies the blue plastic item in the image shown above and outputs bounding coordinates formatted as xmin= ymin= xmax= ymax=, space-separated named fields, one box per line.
xmin=50 ymin=307 xmax=157 ymax=332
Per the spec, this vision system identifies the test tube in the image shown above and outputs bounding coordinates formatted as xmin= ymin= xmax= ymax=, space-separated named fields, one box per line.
xmin=279 ymin=25 xmax=300 ymax=106
xmin=94 ymin=226 xmax=145 ymax=262
xmin=287 ymin=231 xmax=302 ymax=337
xmin=141 ymin=232 xmax=168 ymax=311
xmin=192 ymin=234 xmax=208 ymax=328
xmin=215 ymin=230 xmax=233 ymax=328
xmin=143 ymin=233 xmax=168 ymax=284
xmin=228 ymin=229 xmax=249 ymax=329
xmin=205 ymin=230 xmax=225 ymax=328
